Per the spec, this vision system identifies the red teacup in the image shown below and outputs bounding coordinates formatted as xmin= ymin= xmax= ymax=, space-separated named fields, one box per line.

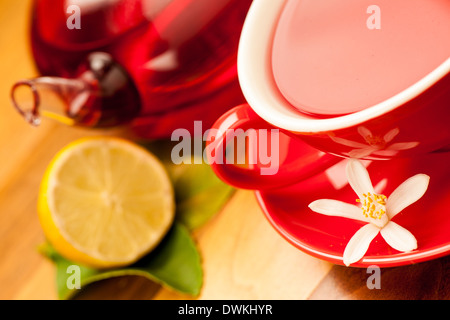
xmin=207 ymin=0 xmax=450 ymax=190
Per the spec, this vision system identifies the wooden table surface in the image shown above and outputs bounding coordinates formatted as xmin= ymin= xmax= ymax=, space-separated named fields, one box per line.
xmin=0 ymin=0 xmax=449 ymax=300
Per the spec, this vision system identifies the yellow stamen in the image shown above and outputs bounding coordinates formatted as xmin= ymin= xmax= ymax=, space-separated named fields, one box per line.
xmin=356 ymin=192 xmax=387 ymax=220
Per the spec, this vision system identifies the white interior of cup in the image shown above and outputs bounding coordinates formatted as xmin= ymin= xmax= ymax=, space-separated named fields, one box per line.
xmin=238 ymin=0 xmax=450 ymax=133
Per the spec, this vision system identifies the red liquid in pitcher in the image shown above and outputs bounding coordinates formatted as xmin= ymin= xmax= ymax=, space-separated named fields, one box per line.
xmin=272 ymin=0 xmax=450 ymax=117
xmin=30 ymin=0 xmax=252 ymax=132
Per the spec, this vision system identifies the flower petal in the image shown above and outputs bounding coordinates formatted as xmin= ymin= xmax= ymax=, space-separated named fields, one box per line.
xmin=358 ymin=126 xmax=373 ymax=139
xmin=386 ymin=174 xmax=430 ymax=219
xmin=343 ymin=223 xmax=380 ymax=266
xmin=387 ymin=141 xmax=420 ymax=151
xmin=383 ymin=128 xmax=400 ymax=143
xmin=348 ymin=147 xmax=378 ymax=159
xmin=329 ymin=135 xmax=368 ymax=149
xmin=372 ymin=149 xmax=400 ymax=157
xmin=346 ymin=159 xmax=375 ymax=200
xmin=308 ymin=199 xmax=367 ymax=222
xmin=380 ymin=221 xmax=417 ymax=252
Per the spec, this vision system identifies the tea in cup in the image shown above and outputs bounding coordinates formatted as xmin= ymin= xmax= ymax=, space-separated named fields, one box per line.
xmin=208 ymin=0 xmax=450 ymax=189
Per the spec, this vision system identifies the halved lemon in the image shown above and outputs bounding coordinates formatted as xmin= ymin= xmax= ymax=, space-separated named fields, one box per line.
xmin=38 ymin=137 xmax=175 ymax=269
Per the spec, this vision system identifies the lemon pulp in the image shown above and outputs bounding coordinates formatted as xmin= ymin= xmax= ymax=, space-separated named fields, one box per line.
xmin=38 ymin=137 xmax=175 ymax=269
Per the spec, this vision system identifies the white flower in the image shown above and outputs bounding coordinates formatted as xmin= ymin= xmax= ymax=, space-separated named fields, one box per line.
xmin=330 ymin=126 xmax=419 ymax=158
xmin=308 ymin=159 xmax=430 ymax=266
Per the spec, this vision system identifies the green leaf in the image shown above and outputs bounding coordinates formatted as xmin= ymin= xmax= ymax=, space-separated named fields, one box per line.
xmin=40 ymin=223 xmax=202 ymax=300
xmin=142 ymin=139 xmax=235 ymax=230
xmin=170 ymin=160 xmax=235 ymax=230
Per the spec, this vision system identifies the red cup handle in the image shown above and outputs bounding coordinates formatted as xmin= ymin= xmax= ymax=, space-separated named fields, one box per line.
xmin=207 ymin=104 xmax=342 ymax=190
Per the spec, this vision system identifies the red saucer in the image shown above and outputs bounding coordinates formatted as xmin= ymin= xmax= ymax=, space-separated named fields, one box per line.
xmin=255 ymin=132 xmax=450 ymax=267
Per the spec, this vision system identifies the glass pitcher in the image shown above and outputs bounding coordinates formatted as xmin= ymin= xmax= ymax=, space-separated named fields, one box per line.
xmin=11 ymin=0 xmax=253 ymax=138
